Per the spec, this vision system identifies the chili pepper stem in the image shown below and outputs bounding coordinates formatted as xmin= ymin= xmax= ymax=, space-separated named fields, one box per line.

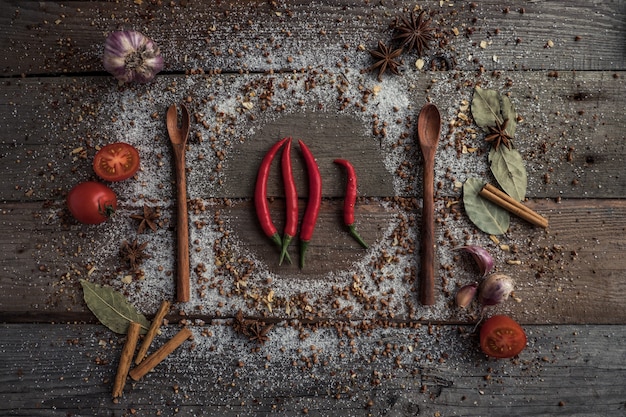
xmin=348 ymin=225 xmax=369 ymax=249
xmin=299 ymin=240 xmax=310 ymax=269
xmin=270 ymin=233 xmax=292 ymax=264
xmin=279 ymin=234 xmax=293 ymax=266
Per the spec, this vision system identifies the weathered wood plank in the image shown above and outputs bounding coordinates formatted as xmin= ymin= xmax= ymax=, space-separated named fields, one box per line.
xmin=0 ymin=0 xmax=624 ymax=76
xmin=2 ymin=198 xmax=625 ymax=324
xmin=0 ymin=0 xmax=624 ymax=415
xmin=1 ymin=323 xmax=625 ymax=416
xmin=1 ymin=71 xmax=625 ymax=201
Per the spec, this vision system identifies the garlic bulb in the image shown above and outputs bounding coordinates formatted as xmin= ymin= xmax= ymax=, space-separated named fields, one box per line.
xmin=103 ymin=31 xmax=163 ymax=83
xmin=478 ymin=273 xmax=515 ymax=307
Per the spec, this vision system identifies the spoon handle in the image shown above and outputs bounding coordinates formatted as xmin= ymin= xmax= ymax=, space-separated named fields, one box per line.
xmin=420 ymin=155 xmax=436 ymax=305
xmin=173 ymin=146 xmax=190 ymax=303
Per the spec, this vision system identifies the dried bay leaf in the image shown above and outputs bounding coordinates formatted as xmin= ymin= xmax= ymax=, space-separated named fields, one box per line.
xmin=500 ymin=95 xmax=517 ymax=137
xmin=471 ymin=87 xmax=526 ymax=201
xmin=489 ymin=146 xmax=527 ymax=201
xmin=463 ymin=178 xmax=510 ymax=235
xmin=471 ymin=87 xmax=519 ymax=138
xmin=80 ymin=279 xmax=150 ymax=334
xmin=470 ymin=86 xmax=501 ymax=128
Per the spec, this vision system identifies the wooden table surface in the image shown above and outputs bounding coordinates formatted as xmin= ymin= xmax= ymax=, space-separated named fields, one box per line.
xmin=1 ymin=1 xmax=625 ymax=416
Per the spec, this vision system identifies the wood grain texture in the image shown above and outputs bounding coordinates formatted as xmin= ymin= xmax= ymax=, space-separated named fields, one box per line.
xmin=0 ymin=0 xmax=625 ymax=415
xmin=1 ymin=199 xmax=625 ymax=324
xmin=1 ymin=323 xmax=625 ymax=416
xmin=0 ymin=0 xmax=624 ymax=75
xmin=0 ymin=71 xmax=624 ymax=201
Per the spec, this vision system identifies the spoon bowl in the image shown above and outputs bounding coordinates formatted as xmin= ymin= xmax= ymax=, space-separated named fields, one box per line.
xmin=167 ymin=104 xmax=190 ymax=146
xmin=417 ymin=103 xmax=441 ymax=306
xmin=417 ymin=103 xmax=441 ymax=154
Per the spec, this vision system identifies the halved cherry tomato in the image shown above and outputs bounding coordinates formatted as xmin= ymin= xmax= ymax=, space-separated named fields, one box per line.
xmin=67 ymin=181 xmax=117 ymax=224
xmin=93 ymin=142 xmax=140 ymax=181
xmin=480 ymin=315 xmax=527 ymax=358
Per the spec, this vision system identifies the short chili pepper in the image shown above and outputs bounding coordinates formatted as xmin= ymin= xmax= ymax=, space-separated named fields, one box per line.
xmin=334 ymin=159 xmax=368 ymax=249
xmin=279 ymin=138 xmax=298 ymax=265
xmin=254 ymin=137 xmax=292 ymax=264
xmin=298 ymin=140 xmax=322 ymax=269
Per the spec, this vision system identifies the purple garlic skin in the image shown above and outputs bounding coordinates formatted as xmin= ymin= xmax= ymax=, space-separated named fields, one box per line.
xmin=103 ymin=31 xmax=163 ymax=83
xmin=455 ymin=282 xmax=478 ymax=308
xmin=478 ymin=273 xmax=514 ymax=306
xmin=457 ymin=245 xmax=494 ymax=277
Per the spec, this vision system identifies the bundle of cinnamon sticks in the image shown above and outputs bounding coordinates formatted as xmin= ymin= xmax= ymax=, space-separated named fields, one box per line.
xmin=112 ymin=300 xmax=193 ymax=399
xmin=479 ymin=183 xmax=548 ymax=229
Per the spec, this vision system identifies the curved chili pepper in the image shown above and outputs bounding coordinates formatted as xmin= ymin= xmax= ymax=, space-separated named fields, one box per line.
xmin=279 ymin=138 xmax=298 ymax=265
xmin=298 ymin=140 xmax=322 ymax=269
xmin=254 ymin=137 xmax=291 ymax=264
xmin=334 ymin=159 xmax=368 ymax=249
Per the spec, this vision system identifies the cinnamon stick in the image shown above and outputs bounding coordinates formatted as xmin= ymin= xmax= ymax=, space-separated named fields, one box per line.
xmin=135 ymin=300 xmax=171 ymax=365
xmin=128 ymin=327 xmax=192 ymax=381
xmin=112 ymin=322 xmax=141 ymax=398
xmin=479 ymin=183 xmax=548 ymax=229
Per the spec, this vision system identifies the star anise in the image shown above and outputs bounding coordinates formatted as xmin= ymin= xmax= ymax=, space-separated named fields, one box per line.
xmin=130 ymin=205 xmax=160 ymax=233
xmin=120 ymin=239 xmax=150 ymax=270
xmin=247 ymin=321 xmax=273 ymax=344
xmin=393 ymin=10 xmax=434 ymax=56
xmin=484 ymin=118 xmax=513 ymax=151
xmin=368 ymin=40 xmax=403 ymax=81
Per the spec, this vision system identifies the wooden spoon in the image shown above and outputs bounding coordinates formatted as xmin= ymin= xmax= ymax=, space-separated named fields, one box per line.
xmin=166 ymin=104 xmax=191 ymax=303
xmin=417 ymin=103 xmax=441 ymax=306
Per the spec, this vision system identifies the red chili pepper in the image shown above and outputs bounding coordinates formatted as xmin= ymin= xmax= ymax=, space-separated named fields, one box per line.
xmin=334 ymin=159 xmax=368 ymax=249
xmin=254 ymin=137 xmax=291 ymax=264
xmin=298 ymin=140 xmax=322 ymax=269
xmin=279 ymin=138 xmax=298 ymax=265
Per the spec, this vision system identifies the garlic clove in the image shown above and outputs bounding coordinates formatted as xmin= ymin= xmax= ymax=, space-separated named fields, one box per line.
xmin=457 ymin=245 xmax=495 ymax=277
xmin=455 ymin=282 xmax=478 ymax=308
xmin=103 ymin=31 xmax=163 ymax=83
xmin=478 ymin=273 xmax=515 ymax=306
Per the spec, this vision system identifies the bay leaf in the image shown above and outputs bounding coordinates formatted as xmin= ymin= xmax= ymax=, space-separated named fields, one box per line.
xmin=488 ymin=146 xmax=527 ymax=201
xmin=500 ymin=95 xmax=517 ymax=137
xmin=471 ymin=87 xmax=501 ymax=128
xmin=80 ymin=279 xmax=150 ymax=334
xmin=463 ymin=178 xmax=510 ymax=235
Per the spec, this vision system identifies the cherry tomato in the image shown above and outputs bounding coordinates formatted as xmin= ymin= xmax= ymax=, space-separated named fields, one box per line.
xmin=93 ymin=142 xmax=140 ymax=181
xmin=67 ymin=181 xmax=117 ymax=224
xmin=480 ymin=315 xmax=527 ymax=358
